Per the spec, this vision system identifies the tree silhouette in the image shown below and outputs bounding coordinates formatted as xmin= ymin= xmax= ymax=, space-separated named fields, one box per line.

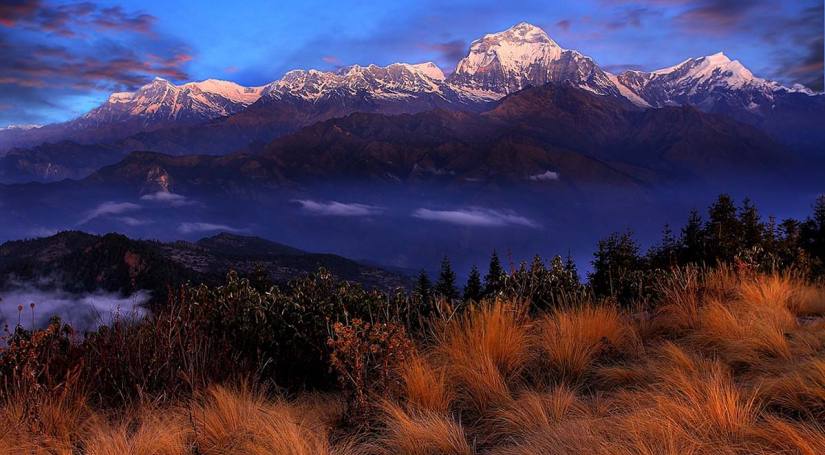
xmin=413 ymin=270 xmax=432 ymax=302
xmin=463 ymin=265 xmax=483 ymax=302
xmin=680 ymin=209 xmax=706 ymax=264
xmin=738 ymin=198 xmax=764 ymax=251
xmin=484 ymin=250 xmax=506 ymax=297
xmin=589 ymin=231 xmax=642 ymax=301
xmin=434 ymin=256 xmax=458 ymax=301
xmin=705 ymin=194 xmax=742 ymax=262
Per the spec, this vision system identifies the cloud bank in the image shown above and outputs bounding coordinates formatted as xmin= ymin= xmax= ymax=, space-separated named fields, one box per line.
xmin=140 ymin=191 xmax=195 ymax=207
xmin=528 ymin=170 xmax=560 ymax=181
xmin=412 ymin=207 xmax=539 ymax=228
xmin=78 ymin=201 xmax=141 ymax=225
xmin=177 ymin=222 xmax=245 ymax=234
xmin=294 ymin=199 xmax=383 ymax=217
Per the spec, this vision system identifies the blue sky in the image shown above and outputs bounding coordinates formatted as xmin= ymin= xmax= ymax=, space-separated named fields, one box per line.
xmin=1 ymin=0 xmax=822 ymax=127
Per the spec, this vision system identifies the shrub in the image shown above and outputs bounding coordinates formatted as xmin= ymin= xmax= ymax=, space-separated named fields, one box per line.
xmin=327 ymin=319 xmax=414 ymax=425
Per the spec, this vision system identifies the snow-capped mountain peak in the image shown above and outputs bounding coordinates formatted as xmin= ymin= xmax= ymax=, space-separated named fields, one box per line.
xmin=404 ymin=62 xmax=446 ymax=81
xmin=485 ymin=22 xmax=559 ymax=47
xmin=79 ymin=78 xmax=265 ymax=129
xmin=614 ymin=51 xmax=796 ymax=111
xmin=6 ymin=21 xmax=820 ymax=157
xmin=264 ymin=61 xmax=449 ymax=102
xmin=650 ymin=52 xmax=760 ymax=91
xmin=181 ymin=79 xmax=266 ymax=104
xmin=448 ymin=22 xmax=620 ymax=100
xmin=453 ymin=22 xmax=562 ymax=80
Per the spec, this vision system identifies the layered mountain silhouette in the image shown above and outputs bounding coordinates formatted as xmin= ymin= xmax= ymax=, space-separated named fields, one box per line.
xmin=0 ymin=22 xmax=820 ymax=183
xmin=72 ymin=83 xmax=784 ymax=198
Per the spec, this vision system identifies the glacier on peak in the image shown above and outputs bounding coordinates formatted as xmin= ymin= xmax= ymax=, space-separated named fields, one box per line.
xmin=453 ymin=22 xmax=563 ymax=79
xmin=21 ymin=21 xmax=821 ymax=142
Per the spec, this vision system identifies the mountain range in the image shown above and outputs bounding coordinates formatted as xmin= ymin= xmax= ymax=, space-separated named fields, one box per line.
xmin=0 ymin=22 xmax=821 ymax=183
xmin=77 ymin=83 xmax=782 ymax=197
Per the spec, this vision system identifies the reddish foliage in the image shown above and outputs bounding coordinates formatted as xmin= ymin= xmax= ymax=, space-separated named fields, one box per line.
xmin=328 ymin=319 xmax=414 ymax=426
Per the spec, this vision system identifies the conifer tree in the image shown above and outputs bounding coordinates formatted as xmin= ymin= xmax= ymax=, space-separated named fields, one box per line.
xmin=650 ymin=224 xmax=678 ymax=268
xmin=435 ymin=256 xmax=458 ymax=301
xmin=738 ymin=198 xmax=763 ymax=251
xmin=589 ymin=231 xmax=642 ymax=301
xmin=814 ymin=195 xmax=825 ymax=230
xmin=564 ymin=253 xmax=580 ymax=284
xmin=463 ymin=265 xmax=483 ymax=302
xmin=801 ymin=195 xmax=825 ymax=271
xmin=680 ymin=208 xmax=706 ymax=264
xmin=813 ymin=195 xmax=825 ymax=260
xmin=484 ymin=250 xmax=506 ymax=297
xmin=414 ymin=270 xmax=432 ymax=302
xmin=777 ymin=218 xmax=802 ymax=266
xmin=706 ymin=194 xmax=742 ymax=262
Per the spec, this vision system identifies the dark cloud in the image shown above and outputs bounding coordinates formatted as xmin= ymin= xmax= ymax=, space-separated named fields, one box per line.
xmin=603 ymin=0 xmax=822 ymax=89
xmin=422 ymin=39 xmax=467 ymax=65
xmin=0 ymin=0 xmax=155 ymax=37
xmin=795 ymin=37 xmax=824 ymax=92
xmin=0 ymin=1 xmax=191 ymax=125
xmin=93 ymin=6 xmax=155 ymax=34
xmin=768 ymin=4 xmax=824 ymax=91
xmin=0 ymin=38 xmax=191 ymax=90
xmin=555 ymin=19 xmax=572 ymax=32
xmin=0 ymin=0 xmax=41 ymax=27
xmin=604 ymin=0 xmax=771 ymax=33
xmin=606 ymin=7 xmax=659 ymax=30
xmin=671 ymin=0 xmax=764 ymax=31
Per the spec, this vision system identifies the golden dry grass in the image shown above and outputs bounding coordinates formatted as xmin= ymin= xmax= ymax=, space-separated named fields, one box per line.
xmin=534 ymin=303 xmax=640 ymax=384
xmin=375 ymin=401 xmax=472 ymax=455
xmin=433 ymin=301 xmax=532 ymax=416
xmin=398 ymin=354 xmax=453 ymax=414
xmin=4 ymin=269 xmax=825 ymax=454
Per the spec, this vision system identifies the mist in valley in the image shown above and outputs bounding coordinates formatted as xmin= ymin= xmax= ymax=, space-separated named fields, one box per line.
xmin=2 ymin=174 xmax=820 ymax=279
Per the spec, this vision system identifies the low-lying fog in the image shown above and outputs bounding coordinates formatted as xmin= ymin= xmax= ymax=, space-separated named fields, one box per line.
xmin=0 ymin=283 xmax=149 ymax=332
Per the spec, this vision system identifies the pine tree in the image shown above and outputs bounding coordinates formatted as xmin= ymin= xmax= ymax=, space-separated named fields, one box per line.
xmin=414 ymin=270 xmax=432 ymax=302
xmin=589 ymin=231 xmax=642 ymax=301
xmin=706 ymin=194 xmax=742 ymax=262
xmin=463 ymin=265 xmax=483 ymax=302
xmin=564 ymin=253 xmax=580 ymax=284
xmin=763 ymin=215 xmax=778 ymax=255
xmin=649 ymin=224 xmax=677 ymax=269
xmin=680 ymin=209 xmax=706 ymax=264
xmin=484 ymin=250 xmax=506 ymax=297
xmin=435 ymin=256 xmax=458 ymax=301
xmin=814 ymin=194 xmax=825 ymax=231
xmin=801 ymin=195 xmax=825 ymax=272
xmin=777 ymin=218 xmax=802 ymax=266
xmin=738 ymin=198 xmax=763 ymax=251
